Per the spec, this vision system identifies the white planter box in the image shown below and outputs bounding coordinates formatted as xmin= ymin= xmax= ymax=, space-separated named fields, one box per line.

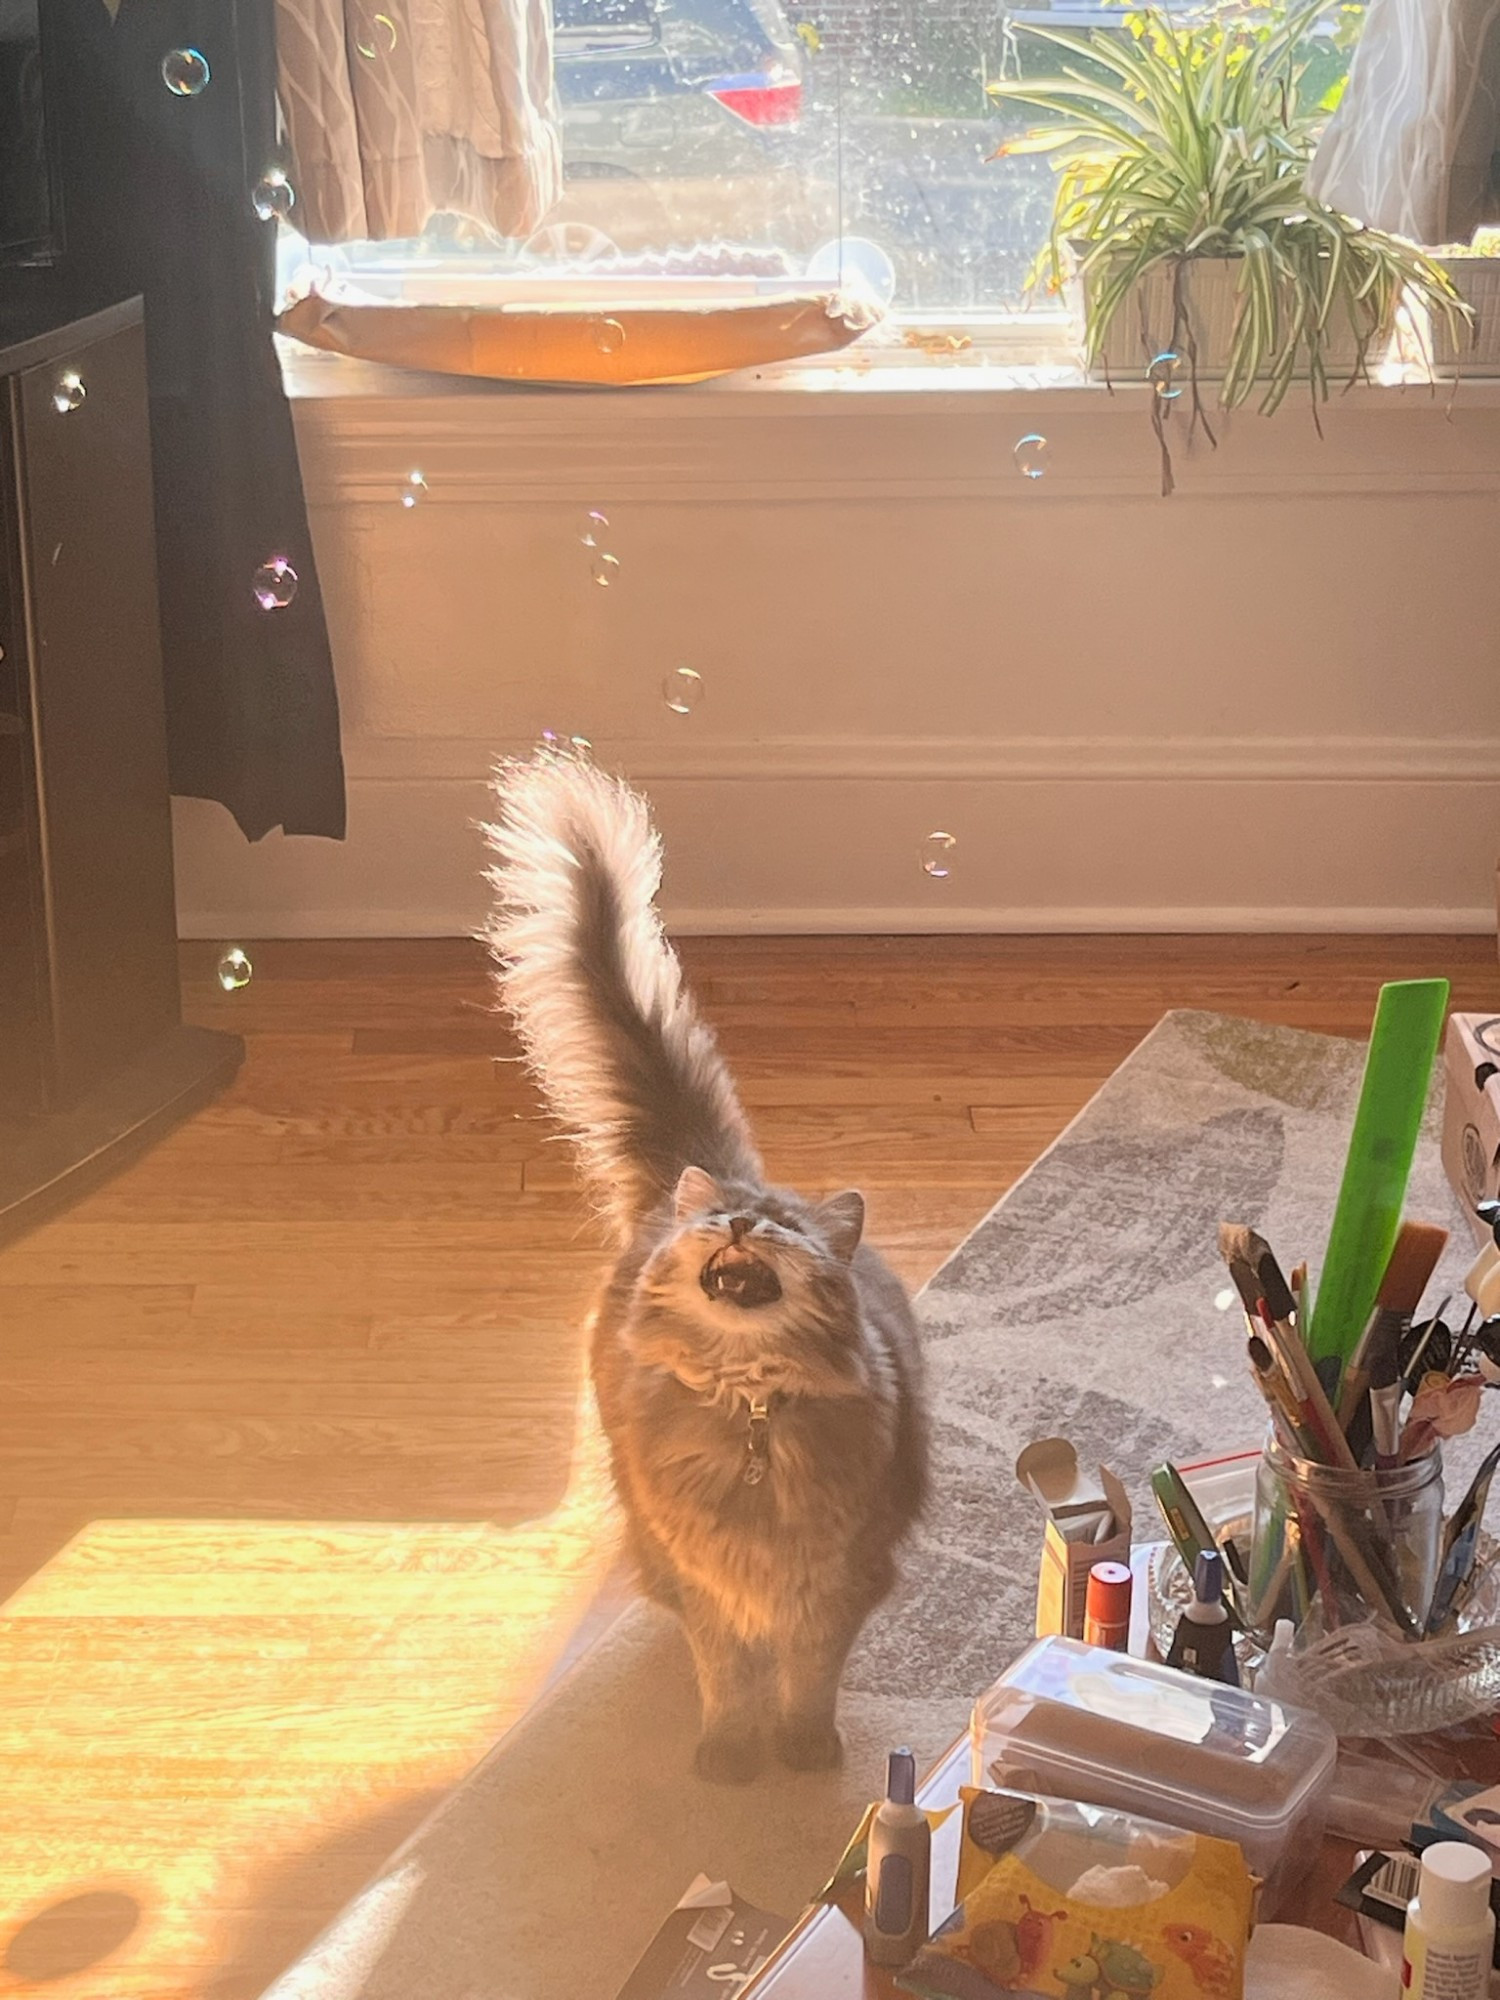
xmin=1071 ymin=255 xmax=1370 ymax=387
xmin=1432 ymin=257 xmax=1500 ymax=373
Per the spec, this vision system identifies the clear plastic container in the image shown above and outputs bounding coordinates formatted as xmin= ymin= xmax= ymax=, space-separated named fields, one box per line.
xmin=971 ymin=1635 xmax=1337 ymax=1913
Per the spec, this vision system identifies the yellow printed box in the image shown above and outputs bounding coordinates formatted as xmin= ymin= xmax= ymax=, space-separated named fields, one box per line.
xmin=899 ymin=1789 xmax=1254 ymax=2000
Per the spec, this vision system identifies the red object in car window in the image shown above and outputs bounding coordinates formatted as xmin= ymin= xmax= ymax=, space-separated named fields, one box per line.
xmin=707 ymin=75 xmax=802 ymax=127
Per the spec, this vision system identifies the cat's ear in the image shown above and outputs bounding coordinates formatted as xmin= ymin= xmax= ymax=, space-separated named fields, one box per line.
xmin=815 ymin=1190 xmax=865 ymax=1261
xmin=674 ymin=1166 xmax=724 ymax=1220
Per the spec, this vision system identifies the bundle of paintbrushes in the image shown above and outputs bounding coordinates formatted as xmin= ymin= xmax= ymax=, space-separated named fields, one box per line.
xmin=1218 ymin=980 xmax=1500 ymax=1652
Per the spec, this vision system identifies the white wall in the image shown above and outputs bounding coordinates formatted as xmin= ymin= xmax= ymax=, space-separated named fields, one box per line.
xmin=173 ymin=357 xmax=1500 ymax=935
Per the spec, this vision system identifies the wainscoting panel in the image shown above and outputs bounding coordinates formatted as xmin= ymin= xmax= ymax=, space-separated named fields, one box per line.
xmin=173 ymin=369 xmax=1500 ymax=935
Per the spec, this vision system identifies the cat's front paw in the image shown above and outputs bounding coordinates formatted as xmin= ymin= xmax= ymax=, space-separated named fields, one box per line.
xmin=774 ymin=1718 xmax=843 ymax=1772
xmin=693 ymin=1726 xmax=764 ymax=1785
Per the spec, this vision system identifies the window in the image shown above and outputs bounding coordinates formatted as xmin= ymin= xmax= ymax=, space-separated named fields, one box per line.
xmin=281 ymin=2 xmax=1363 ymax=325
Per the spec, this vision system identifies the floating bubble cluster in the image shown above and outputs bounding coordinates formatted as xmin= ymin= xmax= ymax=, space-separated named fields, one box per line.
xmin=1148 ymin=351 xmax=1183 ymax=401
xmin=252 ymin=557 xmax=298 ymax=610
xmin=663 ymin=667 xmax=703 ymax=714
xmin=52 ymin=372 xmax=85 ymax=415
xmin=1013 ymin=434 xmax=1048 ymax=480
xmin=921 ymin=832 xmax=957 ymax=879
xmin=162 ymin=48 xmax=211 ymax=95
xmin=216 ymin=947 xmax=253 ymax=992
xmin=252 ymin=170 xmax=295 ymax=223
xmin=400 ymin=470 xmax=428 ymax=509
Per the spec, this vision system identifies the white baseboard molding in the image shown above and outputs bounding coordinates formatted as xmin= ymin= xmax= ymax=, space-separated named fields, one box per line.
xmin=175 ymin=902 xmax=1494 ymax=939
xmin=172 ymin=768 xmax=1500 ymax=940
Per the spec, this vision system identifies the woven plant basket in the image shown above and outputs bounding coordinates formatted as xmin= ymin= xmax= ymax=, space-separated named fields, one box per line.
xmin=1430 ymin=257 xmax=1500 ymax=374
xmin=1070 ymin=255 xmax=1371 ymax=386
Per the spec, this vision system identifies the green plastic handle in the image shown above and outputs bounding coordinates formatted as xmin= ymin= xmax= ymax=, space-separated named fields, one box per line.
xmin=1306 ymin=978 xmax=1450 ymax=1369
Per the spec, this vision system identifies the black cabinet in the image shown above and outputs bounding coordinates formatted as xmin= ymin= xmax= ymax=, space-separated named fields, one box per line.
xmin=0 ymin=298 xmax=240 ymax=1238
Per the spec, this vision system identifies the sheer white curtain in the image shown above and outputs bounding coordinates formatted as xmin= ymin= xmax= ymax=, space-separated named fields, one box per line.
xmin=276 ymin=0 xmax=563 ymax=244
xmin=1308 ymin=0 xmax=1500 ymax=245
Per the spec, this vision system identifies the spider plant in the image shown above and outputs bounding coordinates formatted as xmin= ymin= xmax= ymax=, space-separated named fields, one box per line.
xmin=988 ymin=3 xmax=1468 ymax=424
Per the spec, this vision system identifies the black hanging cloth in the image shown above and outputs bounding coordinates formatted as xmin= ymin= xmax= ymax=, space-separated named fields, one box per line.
xmin=11 ymin=0 xmax=346 ymax=841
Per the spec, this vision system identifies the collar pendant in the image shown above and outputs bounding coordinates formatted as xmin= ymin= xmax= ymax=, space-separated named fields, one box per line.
xmin=743 ymin=1397 xmax=771 ymax=1486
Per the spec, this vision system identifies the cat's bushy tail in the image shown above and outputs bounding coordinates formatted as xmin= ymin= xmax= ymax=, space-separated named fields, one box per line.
xmin=483 ymin=752 xmax=761 ymax=1243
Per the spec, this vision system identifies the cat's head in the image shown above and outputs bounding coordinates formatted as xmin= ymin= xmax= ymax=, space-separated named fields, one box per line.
xmin=637 ymin=1165 xmax=865 ymax=1350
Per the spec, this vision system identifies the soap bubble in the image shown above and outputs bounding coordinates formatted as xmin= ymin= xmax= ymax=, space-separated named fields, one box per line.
xmin=162 ymin=48 xmax=211 ymax=96
xmin=52 ymin=372 xmax=85 ymax=415
xmin=806 ymin=237 xmax=898 ymax=309
xmin=1148 ymin=351 xmax=1183 ymax=401
xmin=355 ymin=12 xmax=399 ymax=57
xmin=591 ymin=554 xmax=621 ymax=587
xmin=216 ymin=947 xmax=252 ymax=992
xmin=1013 ymin=434 xmax=1048 ymax=480
xmin=580 ymin=509 xmax=608 ymax=548
xmin=251 ymin=557 xmax=298 ymax=610
xmin=594 ymin=319 xmax=626 ymax=356
xmin=921 ymin=832 xmax=957 ymax=879
xmin=252 ymin=170 xmax=295 ymax=223
xmin=1214 ymin=1286 xmax=1238 ymax=1312
xmin=663 ymin=667 xmax=703 ymax=714
xmin=400 ymin=470 xmax=428 ymax=509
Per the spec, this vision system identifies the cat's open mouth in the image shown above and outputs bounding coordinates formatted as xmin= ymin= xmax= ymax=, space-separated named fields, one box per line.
xmin=700 ymin=1243 xmax=783 ymax=1309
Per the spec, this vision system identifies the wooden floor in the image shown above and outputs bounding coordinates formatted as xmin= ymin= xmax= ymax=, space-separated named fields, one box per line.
xmin=1 ymin=933 xmax=1495 ymax=1999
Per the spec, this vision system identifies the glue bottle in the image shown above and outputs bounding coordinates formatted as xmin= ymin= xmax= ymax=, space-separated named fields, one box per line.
xmin=864 ymin=1747 xmax=930 ymax=1968
xmin=1402 ymin=1841 xmax=1494 ymax=2000
xmin=1165 ymin=1549 xmax=1240 ymax=1686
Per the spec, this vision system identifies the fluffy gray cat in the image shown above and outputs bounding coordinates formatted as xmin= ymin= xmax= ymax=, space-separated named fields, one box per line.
xmin=484 ymin=752 xmax=928 ymax=1783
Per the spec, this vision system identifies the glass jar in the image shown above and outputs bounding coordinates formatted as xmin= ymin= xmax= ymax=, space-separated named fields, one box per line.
xmin=1249 ymin=1431 xmax=1444 ymax=1644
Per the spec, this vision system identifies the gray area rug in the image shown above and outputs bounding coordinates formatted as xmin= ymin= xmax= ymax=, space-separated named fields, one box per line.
xmin=263 ymin=1008 xmax=1479 ymax=2000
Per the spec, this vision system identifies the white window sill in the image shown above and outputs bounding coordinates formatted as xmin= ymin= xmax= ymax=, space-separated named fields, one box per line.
xmin=277 ymin=322 xmax=1500 ymax=508
xmin=277 ymin=328 xmax=1500 ymax=405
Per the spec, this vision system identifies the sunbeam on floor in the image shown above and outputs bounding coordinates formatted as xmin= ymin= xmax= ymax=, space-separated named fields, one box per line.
xmin=1 ymin=1409 xmax=617 ymax=2000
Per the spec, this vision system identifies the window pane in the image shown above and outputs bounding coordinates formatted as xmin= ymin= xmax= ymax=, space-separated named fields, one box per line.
xmin=290 ymin=2 xmax=1362 ymax=319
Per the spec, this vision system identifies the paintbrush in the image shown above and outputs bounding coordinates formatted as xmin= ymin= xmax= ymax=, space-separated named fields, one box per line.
xmin=1227 ymin=1226 xmax=1419 ymax=1631
xmin=1225 ymin=1224 xmax=1361 ymax=1472
xmin=1219 ymin=1222 xmax=1266 ymax=1318
xmin=1243 ymin=1339 xmax=1334 ymax=1623
xmin=1291 ymin=1260 xmax=1310 ymax=1329
xmin=1427 ymin=1440 xmax=1500 ymax=1633
xmin=1338 ymin=1220 xmax=1449 ymax=1455
xmin=1247 ymin=1336 xmax=1317 ymax=1456
xmin=1400 ymin=1296 xmax=1452 ymax=1390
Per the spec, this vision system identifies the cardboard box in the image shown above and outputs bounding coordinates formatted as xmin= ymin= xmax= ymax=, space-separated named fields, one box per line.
xmin=1440 ymin=1013 xmax=1500 ymax=1246
xmin=1015 ymin=1437 xmax=1133 ymax=1641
